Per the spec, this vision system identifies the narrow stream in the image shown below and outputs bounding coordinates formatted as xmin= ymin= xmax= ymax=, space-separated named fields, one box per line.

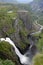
xmin=31 ymin=21 xmax=43 ymax=35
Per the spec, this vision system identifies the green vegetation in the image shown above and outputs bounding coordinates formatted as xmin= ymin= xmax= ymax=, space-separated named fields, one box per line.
xmin=33 ymin=54 xmax=43 ymax=65
xmin=0 ymin=41 xmax=16 ymax=65
xmin=37 ymin=33 xmax=43 ymax=53
xmin=0 ymin=5 xmax=17 ymax=36
xmin=33 ymin=32 xmax=43 ymax=53
xmin=0 ymin=41 xmax=12 ymax=57
xmin=0 ymin=59 xmax=15 ymax=65
xmin=38 ymin=16 xmax=43 ymax=25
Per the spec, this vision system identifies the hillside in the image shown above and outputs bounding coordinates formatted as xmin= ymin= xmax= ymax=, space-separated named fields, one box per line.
xmin=30 ymin=0 xmax=43 ymax=13
xmin=30 ymin=0 xmax=43 ymax=25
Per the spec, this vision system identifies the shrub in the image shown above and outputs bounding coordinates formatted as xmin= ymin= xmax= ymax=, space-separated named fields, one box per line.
xmin=0 ymin=59 xmax=15 ymax=65
xmin=32 ymin=53 xmax=43 ymax=65
xmin=3 ymin=59 xmax=15 ymax=65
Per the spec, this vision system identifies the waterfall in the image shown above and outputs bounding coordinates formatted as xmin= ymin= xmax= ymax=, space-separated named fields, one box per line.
xmin=0 ymin=37 xmax=31 ymax=65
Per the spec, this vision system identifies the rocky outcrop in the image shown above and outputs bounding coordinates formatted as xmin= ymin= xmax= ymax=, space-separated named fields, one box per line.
xmin=18 ymin=10 xmax=33 ymax=30
xmin=30 ymin=0 xmax=43 ymax=15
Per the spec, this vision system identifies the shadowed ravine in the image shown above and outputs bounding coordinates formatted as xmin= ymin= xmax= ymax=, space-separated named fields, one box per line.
xmin=0 ymin=23 xmax=43 ymax=65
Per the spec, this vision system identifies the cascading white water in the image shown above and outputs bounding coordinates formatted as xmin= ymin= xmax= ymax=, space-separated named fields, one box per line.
xmin=0 ymin=37 xmax=31 ymax=65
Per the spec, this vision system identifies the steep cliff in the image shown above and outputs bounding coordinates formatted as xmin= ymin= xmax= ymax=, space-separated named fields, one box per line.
xmin=30 ymin=0 xmax=43 ymax=25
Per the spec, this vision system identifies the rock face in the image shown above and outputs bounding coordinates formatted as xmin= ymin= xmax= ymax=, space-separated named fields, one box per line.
xmin=30 ymin=0 xmax=43 ymax=14
xmin=12 ymin=18 xmax=20 ymax=42
xmin=30 ymin=0 xmax=43 ymax=18
xmin=18 ymin=10 xmax=33 ymax=30
xmin=30 ymin=0 xmax=43 ymax=25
